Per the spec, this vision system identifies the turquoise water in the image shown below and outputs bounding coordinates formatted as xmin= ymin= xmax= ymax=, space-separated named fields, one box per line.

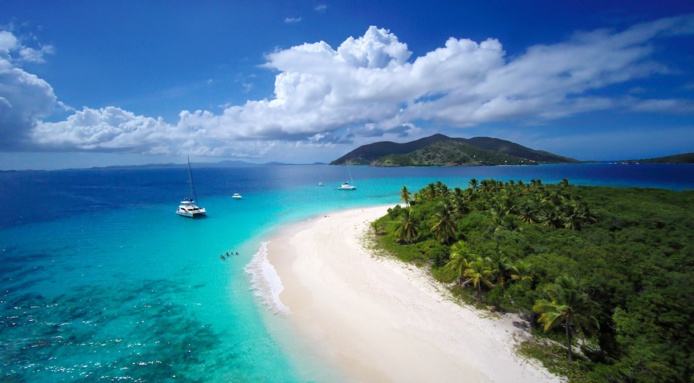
xmin=2 ymin=164 xmax=693 ymax=382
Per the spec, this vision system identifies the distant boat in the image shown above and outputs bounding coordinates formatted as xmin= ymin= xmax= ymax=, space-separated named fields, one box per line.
xmin=176 ymin=156 xmax=206 ymax=218
xmin=337 ymin=163 xmax=357 ymax=190
xmin=317 ymin=182 xmax=324 ymax=186
xmin=232 ymin=193 xmax=242 ymax=199
xmin=337 ymin=182 xmax=357 ymax=190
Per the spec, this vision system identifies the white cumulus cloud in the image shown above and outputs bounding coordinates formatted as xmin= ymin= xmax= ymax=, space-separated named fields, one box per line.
xmin=32 ymin=107 xmax=174 ymax=152
xmin=0 ymin=30 xmax=57 ymax=149
xmin=5 ymin=15 xmax=694 ymax=160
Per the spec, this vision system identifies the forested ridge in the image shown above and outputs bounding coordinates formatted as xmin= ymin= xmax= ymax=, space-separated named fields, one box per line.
xmin=371 ymin=179 xmax=693 ymax=382
xmin=330 ymin=134 xmax=577 ymax=166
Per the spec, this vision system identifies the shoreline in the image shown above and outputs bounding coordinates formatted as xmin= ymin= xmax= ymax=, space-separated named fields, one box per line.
xmin=263 ymin=205 xmax=560 ymax=383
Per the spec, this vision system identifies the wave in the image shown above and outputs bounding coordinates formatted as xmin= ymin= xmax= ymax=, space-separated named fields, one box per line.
xmin=244 ymin=241 xmax=290 ymax=315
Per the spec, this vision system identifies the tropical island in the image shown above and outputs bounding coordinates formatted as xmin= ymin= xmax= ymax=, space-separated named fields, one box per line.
xmin=368 ymin=180 xmax=693 ymax=382
xmin=619 ymin=152 xmax=694 ymax=164
xmin=330 ymin=134 xmax=694 ymax=166
xmin=330 ymin=134 xmax=578 ymax=166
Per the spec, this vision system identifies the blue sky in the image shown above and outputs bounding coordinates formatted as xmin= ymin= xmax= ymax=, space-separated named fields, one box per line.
xmin=1 ymin=1 xmax=693 ymax=170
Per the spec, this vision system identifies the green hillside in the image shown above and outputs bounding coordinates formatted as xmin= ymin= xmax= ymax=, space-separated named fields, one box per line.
xmin=372 ymin=141 xmax=533 ymax=166
xmin=330 ymin=134 xmax=577 ymax=166
xmin=634 ymin=152 xmax=694 ymax=164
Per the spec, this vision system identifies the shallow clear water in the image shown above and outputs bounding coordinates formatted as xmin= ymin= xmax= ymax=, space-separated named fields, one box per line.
xmin=2 ymin=164 xmax=693 ymax=381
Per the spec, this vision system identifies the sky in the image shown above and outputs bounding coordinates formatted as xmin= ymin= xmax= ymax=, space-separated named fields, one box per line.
xmin=1 ymin=0 xmax=693 ymax=170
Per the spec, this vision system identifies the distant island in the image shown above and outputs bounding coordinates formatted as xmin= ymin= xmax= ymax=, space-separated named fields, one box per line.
xmin=617 ymin=152 xmax=694 ymax=164
xmin=330 ymin=134 xmax=578 ymax=166
xmin=330 ymin=134 xmax=694 ymax=166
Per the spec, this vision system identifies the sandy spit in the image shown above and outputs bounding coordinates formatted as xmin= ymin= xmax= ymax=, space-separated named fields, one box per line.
xmin=266 ymin=205 xmax=561 ymax=383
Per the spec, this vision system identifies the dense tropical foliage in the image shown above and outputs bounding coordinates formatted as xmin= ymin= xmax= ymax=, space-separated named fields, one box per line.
xmin=371 ymin=179 xmax=693 ymax=382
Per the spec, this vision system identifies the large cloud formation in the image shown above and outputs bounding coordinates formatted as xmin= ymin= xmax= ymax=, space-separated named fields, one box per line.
xmin=0 ymin=30 xmax=57 ymax=149
xmin=4 ymin=15 xmax=694 ymax=158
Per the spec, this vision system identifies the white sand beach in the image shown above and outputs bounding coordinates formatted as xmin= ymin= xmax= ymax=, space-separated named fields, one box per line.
xmin=266 ymin=205 xmax=561 ymax=383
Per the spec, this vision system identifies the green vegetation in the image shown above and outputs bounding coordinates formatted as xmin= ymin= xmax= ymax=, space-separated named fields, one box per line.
xmin=632 ymin=152 xmax=694 ymax=164
xmin=373 ymin=141 xmax=532 ymax=166
xmin=371 ymin=179 xmax=694 ymax=382
xmin=330 ymin=133 xmax=577 ymax=166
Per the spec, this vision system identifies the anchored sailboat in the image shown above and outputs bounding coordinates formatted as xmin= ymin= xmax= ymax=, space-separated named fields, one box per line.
xmin=337 ymin=162 xmax=357 ymax=190
xmin=176 ymin=156 xmax=207 ymax=218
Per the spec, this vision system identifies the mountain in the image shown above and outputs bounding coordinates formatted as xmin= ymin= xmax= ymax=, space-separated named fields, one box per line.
xmin=330 ymin=134 xmax=451 ymax=165
xmin=620 ymin=152 xmax=694 ymax=164
xmin=464 ymin=137 xmax=577 ymax=163
xmin=330 ymin=134 xmax=577 ymax=166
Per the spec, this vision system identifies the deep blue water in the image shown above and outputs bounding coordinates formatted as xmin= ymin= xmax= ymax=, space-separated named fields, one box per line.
xmin=1 ymin=164 xmax=693 ymax=382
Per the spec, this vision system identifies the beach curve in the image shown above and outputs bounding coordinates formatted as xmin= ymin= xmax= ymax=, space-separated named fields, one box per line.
xmin=262 ymin=205 xmax=561 ymax=383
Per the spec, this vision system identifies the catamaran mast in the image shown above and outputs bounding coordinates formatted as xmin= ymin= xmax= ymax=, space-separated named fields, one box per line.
xmin=187 ymin=156 xmax=199 ymax=203
xmin=347 ymin=161 xmax=353 ymax=184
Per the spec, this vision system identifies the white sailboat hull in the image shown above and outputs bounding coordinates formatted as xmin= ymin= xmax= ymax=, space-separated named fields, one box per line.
xmin=337 ymin=182 xmax=357 ymax=190
xmin=176 ymin=203 xmax=206 ymax=218
xmin=177 ymin=156 xmax=206 ymax=218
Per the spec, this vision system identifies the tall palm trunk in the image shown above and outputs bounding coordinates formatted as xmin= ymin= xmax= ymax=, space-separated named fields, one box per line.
xmin=565 ymin=319 xmax=573 ymax=362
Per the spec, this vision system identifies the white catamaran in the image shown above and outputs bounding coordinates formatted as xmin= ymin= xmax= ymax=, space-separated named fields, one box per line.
xmin=337 ymin=162 xmax=357 ymax=190
xmin=176 ymin=156 xmax=207 ymax=218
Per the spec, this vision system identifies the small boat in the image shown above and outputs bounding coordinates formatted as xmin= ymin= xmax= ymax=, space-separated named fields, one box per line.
xmin=176 ymin=156 xmax=206 ymax=218
xmin=337 ymin=182 xmax=357 ymax=190
xmin=177 ymin=198 xmax=206 ymax=218
xmin=232 ymin=193 xmax=242 ymax=199
xmin=337 ymin=162 xmax=357 ymax=190
xmin=317 ymin=182 xmax=324 ymax=186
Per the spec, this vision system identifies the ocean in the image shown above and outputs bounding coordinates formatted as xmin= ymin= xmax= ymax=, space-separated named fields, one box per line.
xmin=2 ymin=164 xmax=693 ymax=382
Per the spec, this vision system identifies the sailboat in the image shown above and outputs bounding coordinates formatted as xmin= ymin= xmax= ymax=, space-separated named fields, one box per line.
xmin=337 ymin=161 xmax=357 ymax=190
xmin=176 ymin=156 xmax=207 ymax=218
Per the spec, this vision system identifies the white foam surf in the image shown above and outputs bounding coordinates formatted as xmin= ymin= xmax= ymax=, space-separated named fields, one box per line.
xmin=245 ymin=241 xmax=290 ymax=315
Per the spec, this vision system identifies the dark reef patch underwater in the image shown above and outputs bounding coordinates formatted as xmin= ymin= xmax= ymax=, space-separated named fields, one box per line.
xmin=1 ymin=276 xmax=232 ymax=382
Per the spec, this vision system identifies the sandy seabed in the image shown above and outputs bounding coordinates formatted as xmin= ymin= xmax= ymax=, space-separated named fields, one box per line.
xmin=266 ymin=205 xmax=561 ymax=383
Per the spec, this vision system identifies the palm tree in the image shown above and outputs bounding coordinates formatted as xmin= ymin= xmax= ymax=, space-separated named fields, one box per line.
xmin=399 ymin=185 xmax=412 ymax=207
xmin=563 ymin=200 xmax=597 ymax=230
xmin=435 ymin=181 xmax=448 ymax=197
xmin=439 ymin=183 xmax=450 ymax=198
xmin=562 ymin=200 xmax=583 ymax=230
xmin=395 ymin=210 xmax=418 ymax=244
xmin=499 ymin=215 xmax=521 ymax=232
xmin=445 ymin=241 xmax=471 ymax=285
xmin=468 ymin=178 xmax=478 ymax=192
xmin=426 ymin=183 xmax=438 ymax=200
xmin=480 ymin=179 xmax=493 ymax=193
xmin=513 ymin=260 xmax=533 ymax=284
xmin=463 ymin=257 xmax=495 ymax=301
xmin=430 ymin=203 xmax=457 ymax=244
xmin=541 ymin=203 xmax=564 ymax=229
xmin=532 ymin=275 xmax=600 ymax=362
xmin=517 ymin=199 xmax=540 ymax=224
xmin=451 ymin=187 xmax=469 ymax=215
xmin=487 ymin=255 xmax=519 ymax=287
